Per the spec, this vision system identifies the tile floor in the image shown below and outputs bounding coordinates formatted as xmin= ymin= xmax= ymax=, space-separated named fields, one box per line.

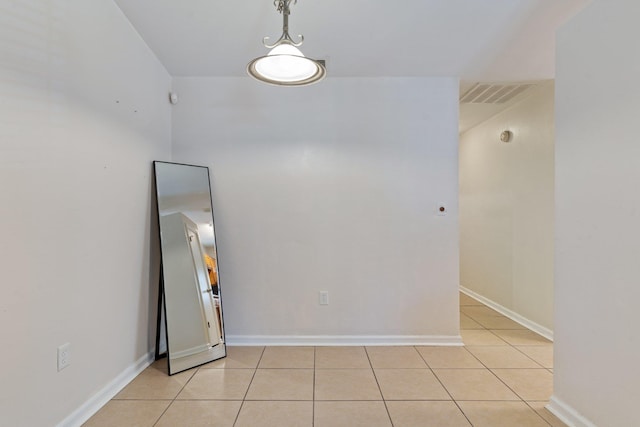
xmin=84 ymin=293 xmax=564 ymax=426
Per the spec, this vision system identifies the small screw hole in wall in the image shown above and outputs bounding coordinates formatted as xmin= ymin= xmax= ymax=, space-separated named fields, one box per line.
xmin=439 ymin=207 xmax=445 ymax=212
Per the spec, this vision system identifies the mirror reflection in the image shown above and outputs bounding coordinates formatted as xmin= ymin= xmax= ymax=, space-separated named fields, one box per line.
xmin=153 ymin=161 xmax=225 ymax=375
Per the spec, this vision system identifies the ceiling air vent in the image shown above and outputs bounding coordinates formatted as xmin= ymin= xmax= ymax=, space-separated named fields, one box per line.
xmin=460 ymin=83 xmax=534 ymax=104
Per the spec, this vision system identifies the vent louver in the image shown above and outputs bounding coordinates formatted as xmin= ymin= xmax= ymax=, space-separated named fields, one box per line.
xmin=460 ymin=83 xmax=534 ymax=104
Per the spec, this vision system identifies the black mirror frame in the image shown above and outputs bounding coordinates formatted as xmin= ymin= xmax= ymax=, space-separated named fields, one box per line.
xmin=152 ymin=161 xmax=227 ymax=375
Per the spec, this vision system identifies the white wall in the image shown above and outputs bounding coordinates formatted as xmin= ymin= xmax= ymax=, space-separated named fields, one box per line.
xmin=171 ymin=77 xmax=460 ymax=344
xmin=0 ymin=1 xmax=171 ymax=426
xmin=551 ymin=1 xmax=640 ymax=426
xmin=459 ymin=83 xmax=555 ymax=333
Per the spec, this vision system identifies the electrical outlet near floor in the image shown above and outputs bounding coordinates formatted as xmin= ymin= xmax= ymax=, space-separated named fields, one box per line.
xmin=319 ymin=291 xmax=329 ymax=305
xmin=58 ymin=343 xmax=71 ymax=371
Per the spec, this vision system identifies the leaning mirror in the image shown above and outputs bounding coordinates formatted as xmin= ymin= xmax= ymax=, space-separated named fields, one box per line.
xmin=153 ymin=161 xmax=226 ymax=375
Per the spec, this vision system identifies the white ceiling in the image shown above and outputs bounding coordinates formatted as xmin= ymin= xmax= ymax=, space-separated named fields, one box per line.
xmin=113 ymin=0 xmax=588 ymax=130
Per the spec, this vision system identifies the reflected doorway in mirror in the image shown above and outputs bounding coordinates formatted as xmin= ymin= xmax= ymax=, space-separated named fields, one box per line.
xmin=153 ymin=161 xmax=226 ymax=375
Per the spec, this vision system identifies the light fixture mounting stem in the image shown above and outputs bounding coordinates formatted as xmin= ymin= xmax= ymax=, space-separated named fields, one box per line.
xmin=263 ymin=0 xmax=304 ymax=48
xmin=247 ymin=0 xmax=326 ymax=86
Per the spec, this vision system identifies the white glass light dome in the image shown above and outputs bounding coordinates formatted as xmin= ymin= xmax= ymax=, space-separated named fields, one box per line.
xmin=248 ymin=44 xmax=326 ymax=86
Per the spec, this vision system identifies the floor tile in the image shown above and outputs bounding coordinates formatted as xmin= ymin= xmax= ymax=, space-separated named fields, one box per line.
xmin=245 ymin=369 xmax=313 ymax=400
xmin=83 ymin=400 xmax=170 ymax=427
xmin=315 ymin=369 xmax=382 ymax=400
xmin=433 ymin=369 xmax=519 ymax=401
xmin=365 ymin=346 xmax=427 ymax=368
xmin=460 ymin=306 xmax=502 ymax=318
xmin=492 ymin=369 xmax=553 ymax=401
xmin=176 ymin=369 xmax=254 ymax=400
xmin=492 ymin=330 xmax=552 ymax=346
xmin=466 ymin=346 xmax=543 ymax=368
xmin=458 ymin=401 xmax=549 ymax=427
xmin=459 ymin=293 xmax=483 ymax=306
xmin=527 ymin=401 xmax=568 ymax=427
xmin=460 ymin=314 xmax=484 ymax=329
xmin=154 ymin=400 xmax=241 ymax=427
xmin=472 ymin=315 xmax=527 ymax=330
xmin=114 ymin=361 xmax=195 ymax=400
xmin=375 ymin=368 xmax=450 ymax=400
xmin=201 ymin=346 xmax=264 ymax=369
xmin=461 ymin=330 xmax=508 ymax=346
xmin=235 ymin=401 xmax=313 ymax=427
xmin=90 ymin=290 xmax=560 ymax=426
xmin=386 ymin=401 xmax=472 ymax=427
xmin=147 ymin=359 xmax=172 ymax=374
xmin=258 ymin=346 xmax=314 ymax=368
xmin=516 ymin=346 xmax=554 ymax=368
xmin=416 ymin=346 xmax=484 ymax=369
xmin=315 ymin=346 xmax=370 ymax=369
xmin=314 ymin=401 xmax=391 ymax=427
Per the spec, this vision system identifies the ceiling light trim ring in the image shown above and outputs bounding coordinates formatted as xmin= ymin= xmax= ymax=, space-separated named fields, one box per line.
xmin=247 ymin=0 xmax=326 ymax=86
xmin=247 ymin=54 xmax=326 ymax=86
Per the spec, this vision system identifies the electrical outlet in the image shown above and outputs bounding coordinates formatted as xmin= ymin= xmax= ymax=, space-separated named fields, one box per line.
xmin=319 ymin=291 xmax=329 ymax=305
xmin=58 ymin=343 xmax=71 ymax=371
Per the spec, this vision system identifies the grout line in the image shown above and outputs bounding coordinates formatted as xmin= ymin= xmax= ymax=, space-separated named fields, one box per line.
xmin=151 ymin=362 xmax=199 ymax=426
xmin=249 ymin=367 xmax=323 ymax=371
xmin=474 ymin=334 xmax=530 ymax=401
xmin=312 ymin=347 xmax=316 ymax=427
xmin=459 ymin=294 xmax=554 ymax=425
xmin=480 ymin=367 xmax=552 ymax=374
xmin=523 ymin=401 xmax=555 ymax=427
xmin=417 ymin=345 xmax=474 ymax=426
xmin=232 ymin=346 xmax=266 ymax=427
xmin=97 ymin=297 xmax=556 ymax=426
xmin=512 ymin=345 xmax=554 ymax=369
xmin=363 ymin=346 xmax=395 ymax=427
xmin=313 ymin=399 xmax=446 ymax=402
xmin=466 ymin=304 xmax=554 ymax=426
xmin=509 ymin=347 xmax=548 ymax=369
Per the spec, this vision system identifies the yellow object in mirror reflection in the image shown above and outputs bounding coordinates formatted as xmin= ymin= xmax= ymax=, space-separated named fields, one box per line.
xmin=204 ymin=254 xmax=218 ymax=287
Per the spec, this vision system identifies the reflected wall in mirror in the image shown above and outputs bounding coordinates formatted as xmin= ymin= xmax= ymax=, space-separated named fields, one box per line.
xmin=153 ymin=161 xmax=226 ymax=375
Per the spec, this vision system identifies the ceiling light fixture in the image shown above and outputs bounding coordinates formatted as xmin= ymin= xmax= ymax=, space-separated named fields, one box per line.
xmin=247 ymin=0 xmax=326 ymax=86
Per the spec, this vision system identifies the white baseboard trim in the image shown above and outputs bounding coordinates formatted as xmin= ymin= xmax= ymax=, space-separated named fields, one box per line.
xmin=546 ymin=395 xmax=597 ymax=427
xmin=460 ymin=286 xmax=554 ymax=341
xmin=226 ymin=335 xmax=463 ymax=346
xmin=171 ymin=343 xmax=210 ymax=359
xmin=57 ymin=351 xmax=155 ymax=427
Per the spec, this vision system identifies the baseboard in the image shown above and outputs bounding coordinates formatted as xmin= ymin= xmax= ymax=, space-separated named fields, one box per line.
xmin=546 ymin=395 xmax=597 ymax=427
xmin=56 ymin=351 xmax=155 ymax=427
xmin=460 ymin=286 xmax=554 ymax=341
xmin=226 ymin=335 xmax=463 ymax=346
xmin=171 ymin=343 xmax=210 ymax=359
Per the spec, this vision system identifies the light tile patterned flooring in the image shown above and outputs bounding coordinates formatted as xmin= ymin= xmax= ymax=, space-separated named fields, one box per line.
xmin=84 ymin=293 xmax=564 ymax=426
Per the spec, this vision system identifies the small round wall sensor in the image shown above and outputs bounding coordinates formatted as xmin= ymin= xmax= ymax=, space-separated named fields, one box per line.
xmin=169 ymin=92 xmax=179 ymax=105
xmin=500 ymin=130 xmax=512 ymax=143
